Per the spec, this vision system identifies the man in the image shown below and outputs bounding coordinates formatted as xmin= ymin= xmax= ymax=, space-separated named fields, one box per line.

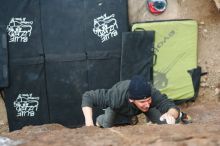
xmin=81 ymin=75 xmax=184 ymax=128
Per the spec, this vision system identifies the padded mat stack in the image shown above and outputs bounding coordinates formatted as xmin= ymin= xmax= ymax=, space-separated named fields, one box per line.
xmin=41 ymin=0 xmax=87 ymax=127
xmin=120 ymin=31 xmax=155 ymax=82
xmin=41 ymin=0 xmax=128 ymax=127
xmin=84 ymin=0 xmax=129 ymax=90
xmin=0 ymin=0 xmax=49 ymax=131
xmin=132 ymin=20 xmax=198 ymax=101
xmin=1 ymin=0 xmax=128 ymax=131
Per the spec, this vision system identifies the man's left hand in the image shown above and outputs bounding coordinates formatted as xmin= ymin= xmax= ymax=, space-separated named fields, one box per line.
xmin=160 ymin=113 xmax=176 ymax=124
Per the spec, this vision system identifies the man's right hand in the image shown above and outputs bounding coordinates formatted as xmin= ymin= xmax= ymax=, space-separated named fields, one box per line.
xmin=160 ymin=113 xmax=176 ymax=124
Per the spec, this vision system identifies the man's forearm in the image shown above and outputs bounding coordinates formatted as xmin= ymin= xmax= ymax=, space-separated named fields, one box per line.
xmin=82 ymin=106 xmax=94 ymax=126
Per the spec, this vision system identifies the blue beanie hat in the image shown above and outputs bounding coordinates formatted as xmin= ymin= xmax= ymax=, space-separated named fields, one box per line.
xmin=129 ymin=75 xmax=151 ymax=100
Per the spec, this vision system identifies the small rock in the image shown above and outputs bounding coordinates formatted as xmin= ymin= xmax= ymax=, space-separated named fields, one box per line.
xmin=199 ymin=91 xmax=205 ymax=96
xmin=203 ymin=29 xmax=208 ymax=33
xmin=215 ymin=88 xmax=220 ymax=96
xmin=200 ymin=21 xmax=205 ymax=25
xmin=201 ymin=78 xmax=206 ymax=82
xmin=0 ymin=120 xmax=4 ymax=126
xmin=209 ymin=60 xmax=214 ymax=66
xmin=200 ymin=82 xmax=209 ymax=87
xmin=211 ymin=85 xmax=215 ymax=89
xmin=201 ymin=76 xmax=208 ymax=82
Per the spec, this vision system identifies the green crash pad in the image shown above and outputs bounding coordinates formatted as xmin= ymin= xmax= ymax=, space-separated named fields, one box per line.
xmin=132 ymin=20 xmax=198 ymax=101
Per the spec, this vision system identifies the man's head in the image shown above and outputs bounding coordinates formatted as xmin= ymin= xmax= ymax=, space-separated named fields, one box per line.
xmin=128 ymin=75 xmax=152 ymax=112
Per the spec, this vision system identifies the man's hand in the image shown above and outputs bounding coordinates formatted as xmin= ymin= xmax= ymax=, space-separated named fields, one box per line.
xmin=160 ymin=113 xmax=176 ymax=124
xmin=160 ymin=108 xmax=180 ymax=124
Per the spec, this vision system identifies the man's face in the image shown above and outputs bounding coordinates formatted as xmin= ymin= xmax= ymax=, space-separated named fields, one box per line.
xmin=129 ymin=97 xmax=152 ymax=112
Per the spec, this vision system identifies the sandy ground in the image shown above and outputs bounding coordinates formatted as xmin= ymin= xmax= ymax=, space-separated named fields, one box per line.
xmin=0 ymin=0 xmax=220 ymax=145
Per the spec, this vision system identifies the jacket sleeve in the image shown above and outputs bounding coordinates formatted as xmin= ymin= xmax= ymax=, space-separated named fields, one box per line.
xmin=96 ymin=107 xmax=117 ymax=128
xmin=144 ymin=107 xmax=167 ymax=124
xmin=81 ymin=89 xmax=108 ymax=108
xmin=151 ymin=87 xmax=180 ymax=114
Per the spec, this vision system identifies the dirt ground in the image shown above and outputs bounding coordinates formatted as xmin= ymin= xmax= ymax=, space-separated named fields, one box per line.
xmin=1 ymin=102 xmax=220 ymax=146
xmin=0 ymin=0 xmax=220 ymax=145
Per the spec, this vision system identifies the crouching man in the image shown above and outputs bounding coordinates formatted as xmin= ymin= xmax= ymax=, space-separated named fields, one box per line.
xmin=82 ymin=75 xmax=184 ymax=128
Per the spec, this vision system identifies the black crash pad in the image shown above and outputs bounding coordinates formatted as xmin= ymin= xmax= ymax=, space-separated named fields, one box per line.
xmin=120 ymin=31 xmax=155 ymax=82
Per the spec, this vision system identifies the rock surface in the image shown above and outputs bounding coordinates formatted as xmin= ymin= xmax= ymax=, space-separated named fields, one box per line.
xmin=1 ymin=102 xmax=220 ymax=146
